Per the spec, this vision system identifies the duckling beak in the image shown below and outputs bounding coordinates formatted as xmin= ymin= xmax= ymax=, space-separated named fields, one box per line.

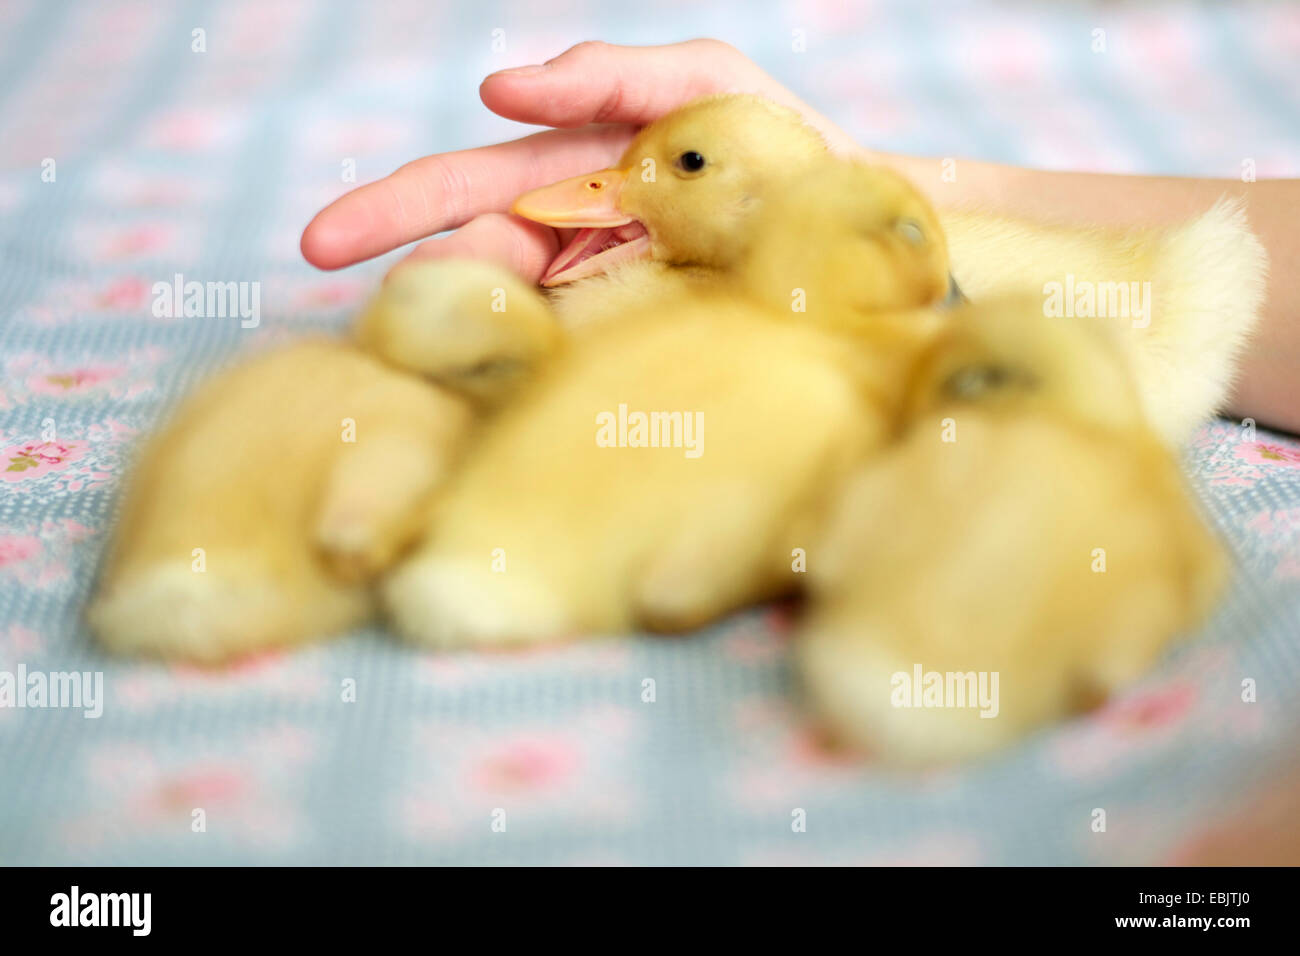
xmin=942 ymin=274 xmax=967 ymax=308
xmin=513 ymin=168 xmax=651 ymax=287
xmin=512 ymin=168 xmax=633 ymax=228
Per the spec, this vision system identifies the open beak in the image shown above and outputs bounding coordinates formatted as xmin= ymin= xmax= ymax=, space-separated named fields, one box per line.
xmin=511 ymin=168 xmax=651 ymax=287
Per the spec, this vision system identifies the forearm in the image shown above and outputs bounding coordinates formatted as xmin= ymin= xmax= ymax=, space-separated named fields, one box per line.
xmin=866 ymin=152 xmax=1300 ymax=433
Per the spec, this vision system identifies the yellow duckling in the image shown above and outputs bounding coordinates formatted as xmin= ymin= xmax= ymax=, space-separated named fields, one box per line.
xmin=88 ymin=342 xmax=474 ymax=663
xmin=354 ymin=94 xmax=833 ymax=396
xmin=738 ymin=160 xmax=956 ymax=323
xmin=942 ymin=202 xmax=1268 ymax=444
xmin=382 ymin=158 xmax=953 ymax=648
xmin=87 ymin=143 xmax=940 ymax=665
xmin=796 ymin=297 xmax=1227 ymax=765
xmin=355 ymin=260 xmax=561 ymax=407
xmin=514 ymin=93 xmax=829 ymax=295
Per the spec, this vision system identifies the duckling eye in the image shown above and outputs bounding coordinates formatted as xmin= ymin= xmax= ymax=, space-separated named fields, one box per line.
xmin=942 ymin=363 xmax=1036 ymax=400
xmin=675 ymin=151 xmax=706 ymax=173
xmin=895 ymin=218 xmax=925 ymax=244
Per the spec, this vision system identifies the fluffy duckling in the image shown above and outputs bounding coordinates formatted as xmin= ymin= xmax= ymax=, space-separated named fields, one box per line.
xmin=356 ymin=95 xmax=833 ymax=396
xmin=796 ymin=297 xmax=1227 ymax=765
xmin=355 ymin=259 xmax=562 ymax=406
xmin=739 ymin=161 xmax=955 ymax=325
xmin=382 ymin=158 xmax=954 ymax=649
xmin=381 ymin=301 xmax=883 ymax=647
xmin=942 ymin=202 xmax=1268 ymax=444
xmin=88 ymin=341 xmax=474 ymax=663
xmin=515 ymin=93 xmax=830 ymax=294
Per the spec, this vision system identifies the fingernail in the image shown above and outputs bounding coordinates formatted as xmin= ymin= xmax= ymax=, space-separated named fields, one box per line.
xmin=488 ymin=64 xmax=548 ymax=77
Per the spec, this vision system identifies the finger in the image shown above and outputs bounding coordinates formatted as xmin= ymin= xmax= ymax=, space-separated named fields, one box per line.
xmin=395 ymin=212 xmax=563 ymax=283
xmin=481 ymin=39 xmax=861 ymax=154
xmin=480 ymin=39 xmax=767 ymax=129
xmin=301 ymin=125 xmax=632 ymax=270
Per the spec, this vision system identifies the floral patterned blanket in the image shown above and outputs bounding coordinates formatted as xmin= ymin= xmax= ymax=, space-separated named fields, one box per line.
xmin=2 ymin=0 xmax=1298 ymax=864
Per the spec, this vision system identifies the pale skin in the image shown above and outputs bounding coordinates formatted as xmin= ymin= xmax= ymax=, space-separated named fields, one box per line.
xmin=300 ymin=39 xmax=1299 ymax=433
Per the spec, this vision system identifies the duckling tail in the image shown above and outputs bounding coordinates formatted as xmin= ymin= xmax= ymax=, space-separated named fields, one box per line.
xmin=944 ymin=199 xmax=1269 ymax=444
xmin=1128 ymin=197 xmax=1268 ymax=443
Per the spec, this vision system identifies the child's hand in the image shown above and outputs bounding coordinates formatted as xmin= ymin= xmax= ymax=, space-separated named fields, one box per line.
xmin=299 ymin=40 xmax=856 ymax=279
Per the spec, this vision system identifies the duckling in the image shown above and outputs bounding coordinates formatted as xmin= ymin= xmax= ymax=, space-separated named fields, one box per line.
xmin=382 ymin=158 xmax=954 ymax=649
xmin=941 ymin=201 xmax=1268 ymax=444
xmin=796 ymin=297 xmax=1227 ymax=765
xmin=355 ymin=259 xmax=561 ymax=407
xmin=381 ymin=300 xmax=883 ymax=647
xmin=88 ymin=341 xmax=474 ymax=663
xmin=514 ymin=93 xmax=830 ymax=297
xmin=88 ymin=148 xmax=941 ymax=664
xmin=738 ymin=160 xmax=955 ymax=326
xmin=356 ymin=95 xmax=832 ymax=396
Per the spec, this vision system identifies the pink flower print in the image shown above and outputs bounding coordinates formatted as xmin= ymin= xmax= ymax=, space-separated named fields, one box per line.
xmin=1 ymin=440 xmax=89 ymax=481
xmin=1099 ymin=681 xmax=1197 ymax=732
xmin=102 ymin=223 xmax=172 ymax=259
xmin=145 ymin=108 xmax=243 ymax=152
xmin=0 ymin=535 xmax=42 ymax=568
xmin=96 ymin=276 xmax=152 ymax=311
xmin=1050 ymin=681 xmax=1200 ymax=779
xmin=1235 ymin=442 xmax=1300 ymax=467
xmin=292 ymin=279 xmax=368 ymax=310
xmin=1276 ymin=555 xmax=1300 ymax=580
xmin=471 ymin=736 xmax=581 ymax=793
xmin=0 ymin=624 xmax=43 ymax=654
xmin=150 ymin=768 xmax=249 ymax=815
xmin=788 ymin=724 xmax=867 ymax=769
xmin=172 ymin=648 xmax=287 ymax=678
xmin=26 ymin=365 xmax=122 ymax=396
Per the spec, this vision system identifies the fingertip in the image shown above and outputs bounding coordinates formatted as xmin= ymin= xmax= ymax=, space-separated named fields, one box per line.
xmin=479 ymin=69 xmax=566 ymax=125
xmin=480 ymin=61 xmax=598 ymax=129
xmin=300 ymin=214 xmax=339 ymax=270
xmin=300 ymin=209 xmax=364 ymax=271
xmin=483 ymin=63 xmax=549 ymax=81
xmin=479 ymin=64 xmax=547 ymax=104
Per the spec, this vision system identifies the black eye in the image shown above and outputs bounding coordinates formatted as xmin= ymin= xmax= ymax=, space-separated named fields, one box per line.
xmin=675 ymin=151 xmax=706 ymax=173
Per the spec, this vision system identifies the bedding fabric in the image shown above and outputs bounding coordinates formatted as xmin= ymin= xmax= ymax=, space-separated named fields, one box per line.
xmin=1 ymin=0 xmax=1298 ymax=864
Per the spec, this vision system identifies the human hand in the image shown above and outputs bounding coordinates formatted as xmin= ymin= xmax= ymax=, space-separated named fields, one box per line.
xmin=299 ymin=39 xmax=859 ymax=280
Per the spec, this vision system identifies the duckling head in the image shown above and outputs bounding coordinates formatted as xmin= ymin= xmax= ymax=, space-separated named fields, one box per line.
xmin=901 ymin=296 xmax=1146 ymax=434
xmin=740 ymin=160 xmax=954 ymax=325
xmin=512 ymin=94 xmax=828 ymax=286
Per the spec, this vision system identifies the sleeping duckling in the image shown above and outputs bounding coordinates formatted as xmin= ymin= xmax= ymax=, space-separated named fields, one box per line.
xmin=88 ymin=342 xmax=474 ymax=663
xmin=382 ymin=158 xmax=954 ymax=649
xmin=739 ymin=160 xmax=955 ymax=325
xmin=942 ymin=202 xmax=1268 ymax=444
xmin=796 ymin=297 xmax=1227 ymax=765
xmin=356 ymin=94 xmax=832 ymax=397
xmin=355 ymin=259 xmax=561 ymax=407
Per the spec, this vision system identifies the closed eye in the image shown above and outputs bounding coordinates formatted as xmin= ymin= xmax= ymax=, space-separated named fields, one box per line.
xmin=895 ymin=218 xmax=925 ymax=244
xmin=942 ymin=363 xmax=1038 ymax=400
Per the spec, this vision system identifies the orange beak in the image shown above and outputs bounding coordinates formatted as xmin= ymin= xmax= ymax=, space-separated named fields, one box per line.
xmin=511 ymin=167 xmax=651 ymax=287
xmin=511 ymin=168 xmax=633 ymax=228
